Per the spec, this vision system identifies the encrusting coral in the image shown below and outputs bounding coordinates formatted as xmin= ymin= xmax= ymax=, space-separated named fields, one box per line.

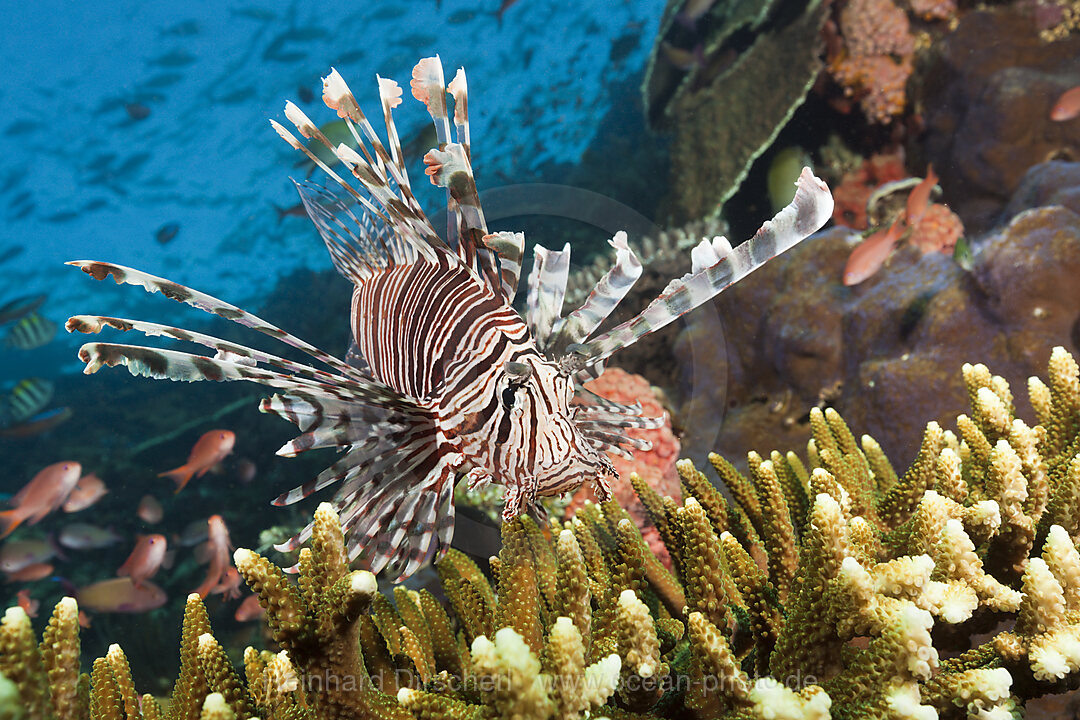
xmin=10 ymin=347 xmax=1080 ymax=718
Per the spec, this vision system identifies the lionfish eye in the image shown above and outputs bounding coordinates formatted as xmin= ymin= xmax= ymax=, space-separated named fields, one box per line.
xmin=504 ymin=361 xmax=532 ymax=380
xmin=501 ymin=386 xmax=517 ymax=408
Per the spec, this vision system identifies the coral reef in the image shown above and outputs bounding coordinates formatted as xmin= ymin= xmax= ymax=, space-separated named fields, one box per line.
xmin=11 ymin=348 xmax=1080 ymax=717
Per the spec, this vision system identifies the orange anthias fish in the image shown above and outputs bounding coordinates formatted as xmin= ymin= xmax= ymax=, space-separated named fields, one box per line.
xmin=0 ymin=461 xmax=82 ymax=538
xmin=905 ymin=165 xmax=938 ymax=229
xmin=210 ymin=566 xmax=242 ymax=600
xmin=234 ymin=594 xmax=264 ymax=622
xmin=77 ymin=577 xmax=166 ymax=613
xmin=1051 ymin=85 xmax=1080 ymax=122
xmin=16 ymin=588 xmax=39 ymax=617
xmin=159 ymin=429 xmax=236 ymax=493
xmin=843 ymin=218 xmax=907 ymax=286
xmin=116 ymin=534 xmax=167 ymax=588
xmin=194 ymin=515 xmax=233 ymax=599
xmin=62 ymin=473 xmax=108 ymax=513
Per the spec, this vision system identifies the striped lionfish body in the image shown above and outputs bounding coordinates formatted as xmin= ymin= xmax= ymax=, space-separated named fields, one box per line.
xmin=67 ymin=57 xmax=833 ymax=581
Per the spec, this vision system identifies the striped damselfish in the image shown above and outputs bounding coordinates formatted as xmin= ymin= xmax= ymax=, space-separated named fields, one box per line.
xmin=66 ymin=57 xmax=833 ymax=581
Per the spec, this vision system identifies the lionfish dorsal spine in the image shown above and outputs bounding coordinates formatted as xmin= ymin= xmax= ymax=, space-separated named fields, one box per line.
xmin=546 ymin=230 xmax=643 ymax=356
xmin=568 ymin=168 xmax=833 ymax=366
xmin=526 ymin=242 xmax=572 ymax=348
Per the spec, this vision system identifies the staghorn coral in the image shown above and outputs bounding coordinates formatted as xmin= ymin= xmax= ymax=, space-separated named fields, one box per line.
xmin=11 ymin=347 xmax=1080 ymax=717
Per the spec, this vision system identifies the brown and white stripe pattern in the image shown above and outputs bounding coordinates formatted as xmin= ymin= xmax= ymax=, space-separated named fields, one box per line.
xmin=67 ymin=58 xmax=833 ymax=582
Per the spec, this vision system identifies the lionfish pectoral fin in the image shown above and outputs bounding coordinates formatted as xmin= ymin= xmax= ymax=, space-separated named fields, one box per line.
xmin=67 ymin=261 xmax=366 ymax=382
xmin=571 ymin=168 xmax=833 ymax=365
xmin=342 ymin=461 xmax=457 ymax=582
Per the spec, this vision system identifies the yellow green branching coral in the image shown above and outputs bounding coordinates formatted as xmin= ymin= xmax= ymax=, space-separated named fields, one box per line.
xmin=11 ymin=346 xmax=1080 ymax=718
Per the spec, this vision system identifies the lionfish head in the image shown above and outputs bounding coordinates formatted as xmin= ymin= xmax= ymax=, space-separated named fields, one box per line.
xmin=494 ymin=356 xmax=615 ymax=507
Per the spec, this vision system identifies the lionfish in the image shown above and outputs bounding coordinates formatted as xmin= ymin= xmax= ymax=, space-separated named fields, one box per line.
xmin=67 ymin=57 xmax=833 ymax=581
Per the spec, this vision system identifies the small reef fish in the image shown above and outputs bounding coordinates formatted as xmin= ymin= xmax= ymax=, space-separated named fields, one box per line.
xmin=905 ymin=165 xmax=938 ymax=229
xmin=4 ymin=312 xmax=57 ymax=350
xmin=295 ymin=118 xmax=358 ymax=175
xmin=0 ymin=461 xmax=82 ymax=538
xmin=16 ymin=589 xmax=38 ymax=617
xmin=194 ymin=515 xmax=233 ymax=599
xmin=953 ymin=236 xmax=974 ymax=271
xmin=1051 ymin=85 xmax=1080 ymax=122
xmin=136 ymin=495 xmax=164 ymax=524
xmin=66 ymin=58 xmax=833 ymax=581
xmin=768 ymin=146 xmax=814 ymax=214
xmin=843 ymin=218 xmax=906 ymax=286
xmin=158 ymin=429 xmax=236 ymax=492
xmin=0 ymin=294 xmax=46 ymax=325
xmin=155 ymin=221 xmax=181 ymax=245
xmin=61 ymin=473 xmax=108 ymax=513
xmin=234 ymin=457 xmax=257 ymax=484
xmin=58 ymin=523 xmax=123 ymax=550
xmin=676 ymin=0 xmax=718 ymax=27
xmin=234 ymin=594 xmax=264 ymax=622
xmin=0 ymin=407 xmax=73 ymax=438
xmin=210 ymin=566 xmax=242 ymax=600
xmin=4 ymin=378 xmax=54 ymax=423
xmin=0 ymin=539 xmax=55 ymax=573
xmin=273 ymin=201 xmax=308 ymax=222
xmin=124 ymin=103 xmax=151 ymax=121
xmin=6 ymin=562 xmax=54 ymax=582
xmin=175 ymin=518 xmax=209 ymax=547
xmin=76 ymin=577 xmax=166 ymax=613
xmin=116 ymin=534 xmax=167 ymax=587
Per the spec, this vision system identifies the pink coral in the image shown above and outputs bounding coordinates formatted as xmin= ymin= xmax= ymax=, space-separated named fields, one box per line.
xmin=829 ymin=0 xmax=916 ymax=124
xmin=565 ymin=367 xmax=680 ymax=567
xmin=832 ymin=54 xmax=914 ymax=125
xmin=909 ymin=202 xmax=964 ymax=253
xmin=840 ymin=0 xmax=915 ymax=56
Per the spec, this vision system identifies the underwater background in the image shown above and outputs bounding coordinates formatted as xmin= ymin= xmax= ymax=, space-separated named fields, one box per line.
xmin=2 ymin=0 xmax=1080 ymax=716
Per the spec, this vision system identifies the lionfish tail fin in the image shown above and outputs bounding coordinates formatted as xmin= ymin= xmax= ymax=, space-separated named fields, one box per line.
xmin=573 ymin=168 xmax=833 ymax=365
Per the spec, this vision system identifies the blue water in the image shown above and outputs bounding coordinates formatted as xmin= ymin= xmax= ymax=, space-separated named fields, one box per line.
xmin=1 ymin=0 xmax=664 ymax=378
